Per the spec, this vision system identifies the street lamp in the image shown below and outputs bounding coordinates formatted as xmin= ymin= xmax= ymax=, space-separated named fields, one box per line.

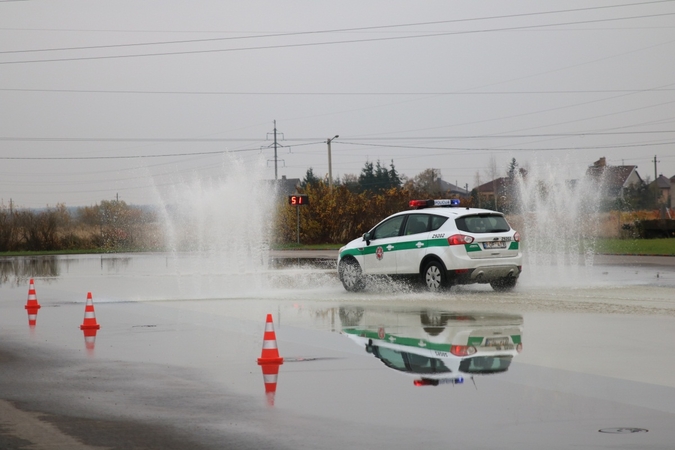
xmin=327 ymin=135 xmax=339 ymax=189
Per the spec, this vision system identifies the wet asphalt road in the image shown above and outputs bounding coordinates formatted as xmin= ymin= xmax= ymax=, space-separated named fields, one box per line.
xmin=1 ymin=252 xmax=674 ymax=449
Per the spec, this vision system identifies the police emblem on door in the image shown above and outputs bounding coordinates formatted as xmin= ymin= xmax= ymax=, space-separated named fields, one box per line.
xmin=376 ymin=246 xmax=384 ymax=260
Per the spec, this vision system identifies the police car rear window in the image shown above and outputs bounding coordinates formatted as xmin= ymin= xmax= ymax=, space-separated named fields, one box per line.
xmin=459 ymin=355 xmax=512 ymax=374
xmin=455 ymin=214 xmax=510 ymax=234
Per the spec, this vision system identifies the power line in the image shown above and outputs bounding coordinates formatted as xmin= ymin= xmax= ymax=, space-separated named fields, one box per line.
xmin=0 ymin=140 xmax=324 ymax=159
xmin=2 ymin=87 xmax=675 ymax=95
xmin=2 ymin=11 xmax=674 ymax=65
xmin=2 ymin=1 xmax=671 ymax=55
xmin=3 ymin=130 xmax=674 ymax=141
xmin=337 ymin=140 xmax=675 ymax=152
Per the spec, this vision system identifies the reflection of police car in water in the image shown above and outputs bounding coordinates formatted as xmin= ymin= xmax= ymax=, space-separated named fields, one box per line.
xmin=337 ymin=199 xmax=522 ymax=292
xmin=341 ymin=306 xmax=523 ymax=386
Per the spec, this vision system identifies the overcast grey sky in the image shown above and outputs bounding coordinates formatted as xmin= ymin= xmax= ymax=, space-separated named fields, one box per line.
xmin=1 ymin=0 xmax=674 ymax=207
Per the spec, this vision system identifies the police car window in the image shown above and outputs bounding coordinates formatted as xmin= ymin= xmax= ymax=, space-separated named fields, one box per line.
xmin=459 ymin=356 xmax=512 ymax=374
xmin=429 ymin=215 xmax=448 ymax=231
xmin=405 ymin=354 xmax=451 ymax=374
xmin=373 ymin=215 xmax=405 ymax=240
xmin=455 ymin=214 xmax=510 ymax=234
xmin=375 ymin=348 xmax=451 ymax=374
xmin=404 ymin=214 xmax=430 ymax=235
xmin=375 ymin=347 xmax=406 ymax=370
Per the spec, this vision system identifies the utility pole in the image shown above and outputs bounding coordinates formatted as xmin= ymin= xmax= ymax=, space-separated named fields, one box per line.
xmin=265 ymin=120 xmax=286 ymax=180
xmin=654 ymin=155 xmax=659 ymax=204
xmin=274 ymin=123 xmax=278 ymax=180
xmin=327 ymin=135 xmax=339 ymax=189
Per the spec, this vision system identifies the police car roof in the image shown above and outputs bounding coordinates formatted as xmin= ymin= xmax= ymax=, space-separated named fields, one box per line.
xmin=400 ymin=207 xmax=504 ymax=218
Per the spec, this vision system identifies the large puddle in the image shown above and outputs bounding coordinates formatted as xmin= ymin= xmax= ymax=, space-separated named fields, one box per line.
xmin=0 ymin=253 xmax=674 ymax=449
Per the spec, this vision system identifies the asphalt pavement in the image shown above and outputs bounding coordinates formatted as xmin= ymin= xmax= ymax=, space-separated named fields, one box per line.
xmin=0 ymin=252 xmax=673 ymax=449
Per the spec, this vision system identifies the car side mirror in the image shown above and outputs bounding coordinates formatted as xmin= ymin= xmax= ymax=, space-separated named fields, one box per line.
xmin=363 ymin=232 xmax=371 ymax=246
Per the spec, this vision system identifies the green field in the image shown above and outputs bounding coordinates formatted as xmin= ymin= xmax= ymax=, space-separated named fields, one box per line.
xmin=594 ymin=238 xmax=675 ymax=256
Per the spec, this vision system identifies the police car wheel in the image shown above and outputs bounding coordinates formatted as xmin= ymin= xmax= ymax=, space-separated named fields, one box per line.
xmin=339 ymin=259 xmax=365 ymax=292
xmin=423 ymin=260 xmax=447 ymax=292
xmin=490 ymin=277 xmax=517 ymax=292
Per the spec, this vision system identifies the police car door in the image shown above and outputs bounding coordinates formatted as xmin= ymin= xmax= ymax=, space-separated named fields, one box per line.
xmin=396 ymin=213 xmax=431 ymax=274
xmin=363 ymin=215 xmax=404 ymax=275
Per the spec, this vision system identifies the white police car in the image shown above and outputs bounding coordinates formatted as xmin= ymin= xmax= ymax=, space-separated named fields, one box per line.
xmin=337 ymin=199 xmax=522 ymax=292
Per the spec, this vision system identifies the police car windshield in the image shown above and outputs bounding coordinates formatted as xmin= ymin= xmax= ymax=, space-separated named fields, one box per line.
xmin=455 ymin=214 xmax=510 ymax=234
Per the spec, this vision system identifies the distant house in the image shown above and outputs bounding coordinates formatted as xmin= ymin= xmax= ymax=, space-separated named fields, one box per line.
xmin=476 ymin=177 xmax=511 ymax=199
xmin=436 ymin=178 xmax=470 ymax=197
xmin=475 ymin=177 xmax=510 ymax=201
xmin=474 ymin=168 xmax=528 ymax=207
xmin=267 ymin=175 xmax=301 ymax=197
xmin=651 ymin=174 xmax=673 ymax=207
xmin=585 ymin=157 xmax=642 ymax=200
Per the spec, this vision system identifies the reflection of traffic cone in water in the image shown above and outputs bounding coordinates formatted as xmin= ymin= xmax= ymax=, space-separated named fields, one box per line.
xmin=80 ymin=292 xmax=100 ymax=331
xmin=82 ymin=328 xmax=98 ymax=355
xmin=257 ymin=314 xmax=283 ymax=406
xmin=25 ymin=279 xmax=41 ymax=330
xmin=26 ymin=307 xmax=39 ymax=329
xmin=260 ymin=362 xmax=282 ymax=406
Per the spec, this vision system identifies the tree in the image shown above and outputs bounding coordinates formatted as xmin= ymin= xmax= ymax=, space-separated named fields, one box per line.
xmin=0 ymin=204 xmax=18 ymax=252
xmin=619 ymin=178 xmax=658 ymax=211
xmin=356 ymin=159 xmax=401 ymax=193
xmin=340 ymin=173 xmax=360 ymax=192
xmin=300 ymin=167 xmax=321 ymax=188
xmin=503 ymin=158 xmax=520 ymax=213
xmin=473 ymin=171 xmax=482 ymax=208
xmin=486 ymin=155 xmax=500 ymax=211
xmin=374 ymin=160 xmax=390 ymax=191
xmin=358 ymin=161 xmax=376 ymax=192
xmin=409 ymin=168 xmax=441 ymax=197
xmin=507 ymin=158 xmax=519 ymax=181
xmin=388 ymin=160 xmax=402 ymax=189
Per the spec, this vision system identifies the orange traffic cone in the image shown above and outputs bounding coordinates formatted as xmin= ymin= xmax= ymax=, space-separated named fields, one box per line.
xmin=24 ymin=278 xmax=41 ymax=310
xmin=257 ymin=314 xmax=283 ymax=406
xmin=80 ymin=292 xmax=100 ymax=330
xmin=257 ymin=314 xmax=283 ymax=365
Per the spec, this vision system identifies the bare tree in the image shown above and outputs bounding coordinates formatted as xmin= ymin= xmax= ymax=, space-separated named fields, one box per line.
xmin=485 ymin=155 xmax=500 ymax=210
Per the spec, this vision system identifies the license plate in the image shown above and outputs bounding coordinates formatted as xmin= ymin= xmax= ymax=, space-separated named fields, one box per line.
xmin=483 ymin=241 xmax=506 ymax=249
xmin=485 ymin=337 xmax=510 ymax=347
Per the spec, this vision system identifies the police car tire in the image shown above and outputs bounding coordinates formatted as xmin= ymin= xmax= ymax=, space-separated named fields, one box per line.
xmin=339 ymin=259 xmax=366 ymax=292
xmin=490 ymin=277 xmax=517 ymax=292
xmin=422 ymin=260 xmax=447 ymax=292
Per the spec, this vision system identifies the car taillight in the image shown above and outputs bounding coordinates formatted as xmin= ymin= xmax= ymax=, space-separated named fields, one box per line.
xmin=516 ymin=343 xmax=523 ymax=353
xmin=513 ymin=231 xmax=520 ymax=242
xmin=450 ymin=345 xmax=477 ymax=356
xmin=447 ymin=234 xmax=474 ymax=245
